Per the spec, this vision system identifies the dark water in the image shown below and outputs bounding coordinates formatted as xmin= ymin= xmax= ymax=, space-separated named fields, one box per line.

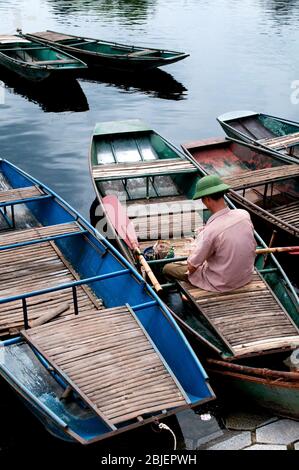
xmin=0 ymin=0 xmax=298 ymax=458
xmin=1 ymin=0 xmax=299 ymax=218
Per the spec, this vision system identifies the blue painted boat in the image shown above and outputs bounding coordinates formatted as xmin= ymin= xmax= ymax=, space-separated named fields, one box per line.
xmin=0 ymin=158 xmax=214 ymax=445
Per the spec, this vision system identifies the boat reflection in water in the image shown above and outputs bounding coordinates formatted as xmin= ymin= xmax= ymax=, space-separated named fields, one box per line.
xmin=0 ymin=66 xmax=89 ymax=112
xmin=79 ymin=67 xmax=187 ymax=101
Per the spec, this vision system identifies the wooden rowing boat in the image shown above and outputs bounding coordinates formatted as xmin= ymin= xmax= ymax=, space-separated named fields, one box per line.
xmin=89 ymin=119 xmax=299 ymax=418
xmin=89 ymin=119 xmax=203 ymax=264
xmin=217 ymin=110 xmax=299 ymax=160
xmin=0 ymin=35 xmax=86 ymax=81
xmin=22 ymin=30 xmax=189 ymax=72
xmin=182 ymin=137 xmax=299 ymax=241
xmin=0 ymin=158 xmax=214 ymax=444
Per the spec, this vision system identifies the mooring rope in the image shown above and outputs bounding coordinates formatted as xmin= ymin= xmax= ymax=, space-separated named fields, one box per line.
xmin=158 ymin=422 xmax=177 ymax=450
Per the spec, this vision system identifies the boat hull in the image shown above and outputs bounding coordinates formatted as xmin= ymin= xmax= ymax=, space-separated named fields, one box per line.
xmin=23 ymin=31 xmax=189 ymax=72
xmin=0 ymin=158 xmax=214 ymax=444
xmin=218 ymin=111 xmax=299 ymax=160
xmin=208 ymin=364 xmax=299 ymax=420
xmin=0 ymin=54 xmax=51 ymax=81
xmin=181 ymin=137 xmax=299 ymax=242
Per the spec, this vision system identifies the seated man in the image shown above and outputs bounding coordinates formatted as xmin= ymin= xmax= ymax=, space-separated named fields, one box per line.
xmin=163 ymin=175 xmax=256 ymax=292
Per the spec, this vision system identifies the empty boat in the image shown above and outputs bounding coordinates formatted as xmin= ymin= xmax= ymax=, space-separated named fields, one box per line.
xmin=0 ymin=35 xmax=86 ymax=81
xmin=22 ymin=30 xmax=189 ymax=72
xmin=0 ymin=158 xmax=214 ymax=444
xmin=218 ymin=111 xmax=299 ymax=160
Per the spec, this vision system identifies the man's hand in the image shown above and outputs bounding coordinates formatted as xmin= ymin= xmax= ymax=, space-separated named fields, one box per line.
xmin=187 ymin=262 xmax=196 ymax=275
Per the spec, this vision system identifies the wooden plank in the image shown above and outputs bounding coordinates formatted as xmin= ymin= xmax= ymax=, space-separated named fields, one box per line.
xmin=0 ymin=222 xmax=81 ymax=247
xmin=93 ymin=159 xmax=196 ymax=181
xmin=34 ymin=59 xmax=78 ymax=65
xmin=28 ymin=31 xmax=77 ymax=42
xmin=128 ymin=49 xmax=156 ymax=57
xmin=29 ymin=303 xmax=70 ymax=328
xmin=223 ymin=164 xmax=299 ymax=190
xmin=0 ymin=186 xmax=43 ymax=204
xmin=259 ymin=131 xmax=299 ymax=148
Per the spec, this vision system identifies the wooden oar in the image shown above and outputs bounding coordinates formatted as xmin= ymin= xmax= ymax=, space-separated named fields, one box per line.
xmin=102 ymin=195 xmax=163 ymax=293
xmin=256 ymin=246 xmax=299 ymax=255
xmin=29 ymin=303 xmax=70 ymax=328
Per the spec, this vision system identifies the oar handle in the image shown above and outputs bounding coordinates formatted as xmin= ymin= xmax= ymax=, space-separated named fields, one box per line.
xmin=256 ymin=246 xmax=299 ymax=255
xmin=134 ymin=248 xmax=163 ymax=293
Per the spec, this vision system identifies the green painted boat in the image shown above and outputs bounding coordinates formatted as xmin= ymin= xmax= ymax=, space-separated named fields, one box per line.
xmin=0 ymin=35 xmax=87 ymax=81
xmin=89 ymin=119 xmax=299 ymax=419
xmin=218 ymin=110 xmax=299 ymax=160
xmin=23 ymin=30 xmax=189 ymax=72
xmin=182 ymin=137 xmax=299 ymax=242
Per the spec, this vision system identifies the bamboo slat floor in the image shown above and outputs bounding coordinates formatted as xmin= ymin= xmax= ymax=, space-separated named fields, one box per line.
xmin=223 ymin=164 xmax=299 ymax=190
xmin=0 ymin=241 xmax=102 ymax=337
xmin=0 ymin=175 xmax=102 ymax=337
xmin=92 ymin=159 xmax=197 ymax=181
xmin=22 ymin=306 xmax=187 ymax=425
xmin=127 ymin=196 xmax=204 ymax=240
xmin=259 ymin=132 xmax=299 ymax=149
xmin=270 ymin=201 xmax=299 ymax=228
xmin=179 ymin=273 xmax=299 ymax=357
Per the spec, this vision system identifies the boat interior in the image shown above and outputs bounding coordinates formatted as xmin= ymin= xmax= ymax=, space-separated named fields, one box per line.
xmin=224 ymin=114 xmax=299 ymax=156
xmin=27 ymin=31 xmax=164 ymax=57
xmin=0 ymin=160 xmax=166 ymax=338
xmin=91 ymin=129 xmax=299 ymax=364
xmin=0 ymin=36 xmax=82 ymax=66
xmin=184 ymin=139 xmax=299 ymax=237
xmin=0 ymin=160 xmax=212 ymax=442
xmin=92 ymin=129 xmax=206 ymax=251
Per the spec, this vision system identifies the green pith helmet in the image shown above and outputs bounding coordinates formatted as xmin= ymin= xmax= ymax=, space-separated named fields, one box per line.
xmin=193 ymin=174 xmax=230 ymax=200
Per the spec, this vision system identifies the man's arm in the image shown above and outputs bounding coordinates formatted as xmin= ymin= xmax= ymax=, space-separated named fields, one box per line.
xmin=187 ymin=231 xmax=213 ymax=271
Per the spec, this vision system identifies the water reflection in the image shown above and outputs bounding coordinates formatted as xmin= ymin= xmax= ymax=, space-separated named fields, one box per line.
xmin=0 ymin=374 xmax=222 ymax=457
xmin=264 ymin=0 xmax=298 ymax=15
xmin=0 ymin=67 xmax=89 ymax=112
xmin=261 ymin=0 xmax=299 ymax=26
xmin=47 ymin=0 xmax=157 ymax=22
xmin=79 ymin=68 xmax=187 ymax=101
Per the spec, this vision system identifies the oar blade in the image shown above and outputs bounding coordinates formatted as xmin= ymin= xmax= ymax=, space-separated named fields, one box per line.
xmin=102 ymin=195 xmax=138 ymax=250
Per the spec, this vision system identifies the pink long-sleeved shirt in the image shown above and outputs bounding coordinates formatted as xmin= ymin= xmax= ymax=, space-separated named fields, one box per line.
xmin=187 ymin=207 xmax=256 ymax=292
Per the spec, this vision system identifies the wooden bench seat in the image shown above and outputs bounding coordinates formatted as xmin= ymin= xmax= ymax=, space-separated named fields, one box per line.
xmin=178 ymin=272 xmax=299 ymax=357
xmin=259 ymin=132 xmax=299 ymax=149
xmin=0 ymin=222 xmax=82 ymax=248
xmin=26 ymin=31 xmax=76 ymax=42
xmin=223 ymin=164 xmax=299 ymax=190
xmin=92 ymin=158 xmax=197 ymax=182
xmin=34 ymin=59 xmax=78 ymax=65
xmin=0 ymin=185 xmax=43 ymax=204
xmin=22 ymin=305 xmax=187 ymax=426
xmin=128 ymin=49 xmax=157 ymax=57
